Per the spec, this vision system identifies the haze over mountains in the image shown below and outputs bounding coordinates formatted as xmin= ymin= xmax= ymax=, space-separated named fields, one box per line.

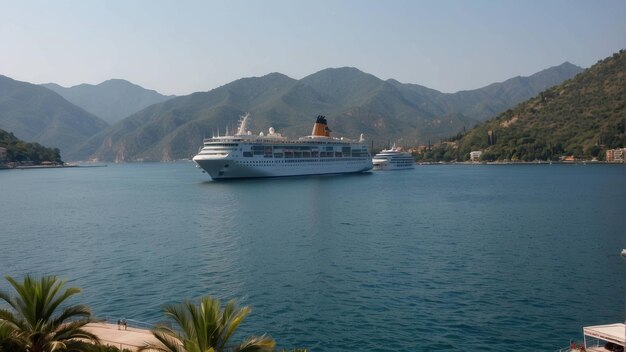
xmin=0 ymin=75 xmax=108 ymax=154
xmin=42 ymin=79 xmax=174 ymax=125
xmin=70 ymin=62 xmax=581 ymax=162
xmin=0 ymin=62 xmax=582 ymax=161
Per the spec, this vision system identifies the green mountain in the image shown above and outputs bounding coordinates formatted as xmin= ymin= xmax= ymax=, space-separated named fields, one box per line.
xmin=0 ymin=75 xmax=109 ymax=156
xmin=440 ymin=50 xmax=625 ymax=161
xmin=0 ymin=128 xmax=62 ymax=164
xmin=70 ymin=73 xmax=301 ymax=162
xmin=68 ymin=63 xmax=582 ymax=162
xmin=42 ymin=79 xmax=174 ymax=125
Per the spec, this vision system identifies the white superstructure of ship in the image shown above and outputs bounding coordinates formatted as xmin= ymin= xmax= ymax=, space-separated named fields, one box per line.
xmin=372 ymin=144 xmax=415 ymax=170
xmin=192 ymin=114 xmax=373 ymax=179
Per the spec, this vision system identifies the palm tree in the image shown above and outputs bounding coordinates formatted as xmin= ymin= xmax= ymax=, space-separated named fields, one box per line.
xmin=140 ymin=296 xmax=275 ymax=352
xmin=0 ymin=275 xmax=100 ymax=352
xmin=0 ymin=319 xmax=21 ymax=351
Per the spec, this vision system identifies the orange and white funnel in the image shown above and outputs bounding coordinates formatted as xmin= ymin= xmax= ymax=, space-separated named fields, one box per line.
xmin=311 ymin=115 xmax=331 ymax=137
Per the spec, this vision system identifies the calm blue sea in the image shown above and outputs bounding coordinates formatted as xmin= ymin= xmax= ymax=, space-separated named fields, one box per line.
xmin=1 ymin=163 xmax=625 ymax=351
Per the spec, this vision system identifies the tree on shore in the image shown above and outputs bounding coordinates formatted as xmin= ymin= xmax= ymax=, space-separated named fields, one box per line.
xmin=0 ymin=275 xmax=100 ymax=352
xmin=139 ymin=296 xmax=275 ymax=352
xmin=0 ymin=129 xmax=63 ymax=164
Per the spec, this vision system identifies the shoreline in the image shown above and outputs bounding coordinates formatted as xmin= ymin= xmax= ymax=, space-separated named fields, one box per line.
xmin=0 ymin=164 xmax=108 ymax=170
xmin=418 ymin=160 xmax=625 ymax=165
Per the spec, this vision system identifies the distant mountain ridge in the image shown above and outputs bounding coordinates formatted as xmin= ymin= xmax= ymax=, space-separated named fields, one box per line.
xmin=388 ymin=61 xmax=584 ymax=122
xmin=42 ymin=79 xmax=174 ymax=125
xmin=0 ymin=75 xmax=108 ymax=155
xmin=67 ymin=62 xmax=582 ymax=162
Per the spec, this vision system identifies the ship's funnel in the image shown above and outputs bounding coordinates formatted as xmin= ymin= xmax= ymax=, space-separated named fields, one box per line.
xmin=312 ymin=115 xmax=331 ymax=137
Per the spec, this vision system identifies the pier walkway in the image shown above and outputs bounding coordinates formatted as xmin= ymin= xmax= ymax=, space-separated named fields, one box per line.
xmin=84 ymin=322 xmax=160 ymax=351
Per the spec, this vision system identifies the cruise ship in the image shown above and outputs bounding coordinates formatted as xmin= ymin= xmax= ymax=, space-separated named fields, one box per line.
xmin=372 ymin=145 xmax=415 ymax=170
xmin=192 ymin=114 xmax=373 ymax=179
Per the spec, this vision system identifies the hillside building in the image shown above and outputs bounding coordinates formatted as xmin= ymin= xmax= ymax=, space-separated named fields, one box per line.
xmin=0 ymin=147 xmax=7 ymax=161
xmin=470 ymin=150 xmax=483 ymax=161
xmin=606 ymin=148 xmax=626 ymax=163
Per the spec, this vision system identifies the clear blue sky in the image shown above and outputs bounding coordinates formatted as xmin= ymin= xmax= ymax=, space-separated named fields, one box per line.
xmin=1 ymin=0 xmax=624 ymax=95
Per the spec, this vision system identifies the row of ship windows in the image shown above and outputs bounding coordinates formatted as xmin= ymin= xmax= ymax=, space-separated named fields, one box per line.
xmin=242 ymin=152 xmax=369 ymax=158
xmin=205 ymin=141 xmax=364 ymax=147
xmin=251 ymin=145 xmax=339 ymax=151
xmin=204 ymin=145 xmax=367 ymax=152
xmin=238 ymin=158 xmax=368 ymax=164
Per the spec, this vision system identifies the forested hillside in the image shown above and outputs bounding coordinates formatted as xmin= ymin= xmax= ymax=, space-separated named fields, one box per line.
xmin=68 ymin=63 xmax=580 ymax=162
xmin=424 ymin=50 xmax=625 ymax=162
xmin=0 ymin=75 xmax=108 ymax=155
xmin=0 ymin=128 xmax=62 ymax=164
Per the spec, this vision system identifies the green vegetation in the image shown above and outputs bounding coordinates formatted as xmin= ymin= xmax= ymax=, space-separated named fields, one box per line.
xmin=70 ymin=64 xmax=579 ymax=162
xmin=0 ymin=275 xmax=100 ymax=352
xmin=0 ymin=275 xmax=306 ymax=352
xmin=0 ymin=128 xmax=63 ymax=164
xmin=415 ymin=143 xmax=461 ymax=163
xmin=0 ymin=62 xmax=583 ymax=162
xmin=418 ymin=50 xmax=626 ymax=162
xmin=140 ymin=296 xmax=275 ymax=352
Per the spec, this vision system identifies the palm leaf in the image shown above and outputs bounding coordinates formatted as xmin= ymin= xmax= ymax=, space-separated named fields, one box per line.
xmin=144 ymin=295 xmax=275 ymax=352
xmin=0 ymin=275 xmax=99 ymax=352
xmin=139 ymin=327 xmax=186 ymax=352
xmin=233 ymin=335 xmax=276 ymax=352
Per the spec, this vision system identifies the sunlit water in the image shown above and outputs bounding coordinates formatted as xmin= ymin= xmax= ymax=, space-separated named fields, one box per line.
xmin=1 ymin=162 xmax=625 ymax=351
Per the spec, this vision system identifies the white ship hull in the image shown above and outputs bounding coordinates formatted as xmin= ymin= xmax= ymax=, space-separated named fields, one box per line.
xmin=372 ymin=159 xmax=415 ymax=170
xmin=194 ymin=154 xmax=372 ymax=179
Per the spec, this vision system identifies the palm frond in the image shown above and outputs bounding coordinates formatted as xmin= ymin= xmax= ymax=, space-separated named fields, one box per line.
xmin=164 ymin=303 xmax=196 ymax=343
xmin=0 ymin=275 xmax=95 ymax=352
xmin=198 ymin=297 xmax=219 ymax=349
xmin=233 ymin=335 xmax=276 ymax=352
xmin=0 ymin=290 xmax=20 ymax=313
xmin=51 ymin=305 xmax=92 ymax=328
xmin=140 ymin=328 xmax=185 ymax=352
xmin=53 ymin=323 xmax=99 ymax=344
xmin=64 ymin=339 xmax=101 ymax=352
xmin=217 ymin=301 xmax=250 ymax=351
xmin=44 ymin=280 xmax=81 ymax=323
xmin=0 ymin=320 xmax=24 ymax=351
xmin=148 ymin=295 xmax=275 ymax=352
xmin=0 ymin=309 xmax=26 ymax=330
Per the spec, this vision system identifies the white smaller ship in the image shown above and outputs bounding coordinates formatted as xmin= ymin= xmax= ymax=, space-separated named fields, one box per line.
xmin=372 ymin=144 xmax=415 ymax=170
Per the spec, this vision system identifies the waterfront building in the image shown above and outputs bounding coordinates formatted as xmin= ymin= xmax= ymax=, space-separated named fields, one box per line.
xmin=606 ymin=148 xmax=626 ymax=163
xmin=470 ymin=150 xmax=483 ymax=161
xmin=0 ymin=147 xmax=6 ymax=161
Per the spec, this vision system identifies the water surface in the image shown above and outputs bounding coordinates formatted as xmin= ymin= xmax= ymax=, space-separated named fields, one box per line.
xmin=1 ymin=163 xmax=625 ymax=351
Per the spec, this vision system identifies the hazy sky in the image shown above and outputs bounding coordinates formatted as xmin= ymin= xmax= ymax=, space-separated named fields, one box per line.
xmin=1 ymin=0 xmax=624 ymax=96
